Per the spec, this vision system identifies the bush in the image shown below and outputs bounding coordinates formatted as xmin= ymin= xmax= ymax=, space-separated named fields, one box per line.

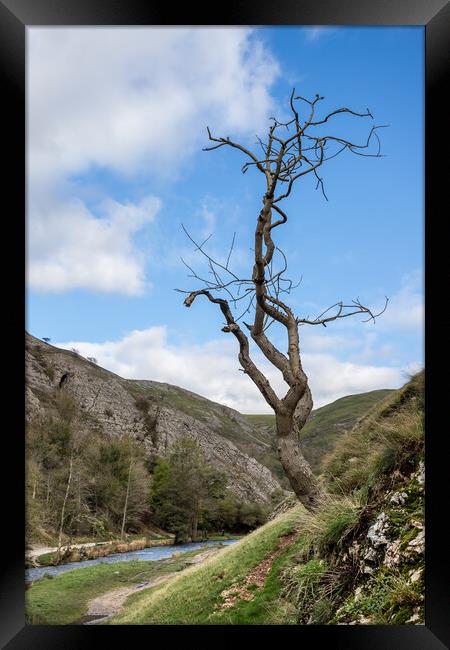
xmin=135 ymin=396 xmax=150 ymax=412
xmin=46 ymin=366 xmax=55 ymax=382
xmin=54 ymin=392 xmax=77 ymax=424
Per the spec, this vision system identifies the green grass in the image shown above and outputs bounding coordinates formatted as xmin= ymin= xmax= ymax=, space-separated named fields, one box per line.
xmin=245 ymin=414 xmax=276 ymax=428
xmin=332 ymin=565 xmax=424 ymax=624
xmin=208 ymin=533 xmax=307 ymax=624
xmin=110 ymin=495 xmax=362 ymax=625
xmin=109 ymin=373 xmax=424 ymax=627
xmin=322 ymin=377 xmax=424 ymax=495
xmin=31 ymin=552 xmax=57 ymax=567
xmin=281 ymin=558 xmax=329 ymax=613
xmin=206 ymin=534 xmax=243 ymax=542
xmin=26 ymin=548 xmax=209 ymax=625
xmin=109 ymin=506 xmax=303 ymax=624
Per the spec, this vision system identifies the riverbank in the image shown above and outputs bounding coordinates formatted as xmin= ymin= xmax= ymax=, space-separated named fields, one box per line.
xmin=27 ymin=532 xmax=243 ymax=568
xmin=26 ymin=539 xmax=239 ymax=584
xmin=26 ymin=545 xmax=223 ymax=625
xmin=26 ymin=536 xmax=175 ymax=568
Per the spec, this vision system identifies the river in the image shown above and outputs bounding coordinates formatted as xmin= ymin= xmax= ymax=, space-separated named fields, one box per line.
xmin=26 ymin=539 xmax=238 ymax=583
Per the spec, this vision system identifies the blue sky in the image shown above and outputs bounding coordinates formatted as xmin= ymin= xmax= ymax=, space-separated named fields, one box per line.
xmin=27 ymin=26 xmax=424 ymax=412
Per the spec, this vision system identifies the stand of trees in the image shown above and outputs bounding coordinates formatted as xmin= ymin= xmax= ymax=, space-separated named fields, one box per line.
xmin=150 ymin=437 xmax=269 ymax=543
xmin=26 ymin=392 xmax=149 ymax=544
xmin=26 ymin=393 xmax=272 ymax=545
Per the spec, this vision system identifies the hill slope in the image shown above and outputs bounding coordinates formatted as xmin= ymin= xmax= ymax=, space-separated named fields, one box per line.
xmin=26 ymin=331 xmax=395 ymax=497
xmin=111 ymin=371 xmax=424 ymax=625
xmin=26 ymin=332 xmax=280 ymax=503
xmin=246 ymin=388 xmax=394 ymax=476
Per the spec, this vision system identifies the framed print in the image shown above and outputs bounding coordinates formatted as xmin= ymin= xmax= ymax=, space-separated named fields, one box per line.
xmin=1 ymin=0 xmax=449 ymax=647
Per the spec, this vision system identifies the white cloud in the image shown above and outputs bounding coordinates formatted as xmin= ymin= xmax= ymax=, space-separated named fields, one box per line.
xmin=304 ymin=27 xmax=337 ymax=43
xmin=28 ymin=27 xmax=280 ymax=294
xmin=28 ymin=28 xmax=279 ymax=182
xmin=55 ymin=326 xmax=409 ymax=413
xmin=380 ymin=270 xmax=424 ymax=332
xmin=302 ymin=352 xmax=403 ymax=407
xmin=291 ymin=269 xmax=424 ymax=367
xmin=28 ymin=195 xmax=160 ymax=294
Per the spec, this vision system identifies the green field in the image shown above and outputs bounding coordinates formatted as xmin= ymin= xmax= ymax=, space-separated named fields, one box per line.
xmin=26 ymin=547 xmax=212 ymax=625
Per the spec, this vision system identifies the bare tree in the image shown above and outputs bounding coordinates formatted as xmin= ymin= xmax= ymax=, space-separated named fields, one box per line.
xmin=120 ymin=448 xmax=133 ymax=540
xmin=56 ymin=427 xmax=86 ymax=560
xmin=178 ymin=91 xmax=388 ymax=512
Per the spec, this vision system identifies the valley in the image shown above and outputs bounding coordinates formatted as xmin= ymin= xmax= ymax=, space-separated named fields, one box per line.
xmin=25 ymin=332 xmax=424 ymax=626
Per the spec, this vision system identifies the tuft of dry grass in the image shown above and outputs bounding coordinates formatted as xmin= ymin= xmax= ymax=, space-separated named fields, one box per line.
xmin=322 ymin=404 xmax=424 ymax=495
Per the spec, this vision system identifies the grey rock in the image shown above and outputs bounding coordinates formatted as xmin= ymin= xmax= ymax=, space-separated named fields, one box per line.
xmin=415 ymin=461 xmax=425 ymax=486
xmin=354 ymin=586 xmax=363 ymax=601
xmin=362 ymin=564 xmax=374 ymax=575
xmin=367 ymin=512 xmax=389 ymax=548
xmin=25 ymin=332 xmax=281 ymax=503
xmin=363 ymin=547 xmax=378 ymax=563
xmin=383 ymin=539 xmax=402 ymax=568
xmin=408 ymin=529 xmax=425 ymax=554
xmin=409 ymin=568 xmax=422 ymax=583
xmin=405 ymin=614 xmax=420 ymax=624
xmin=390 ymin=491 xmax=408 ymax=505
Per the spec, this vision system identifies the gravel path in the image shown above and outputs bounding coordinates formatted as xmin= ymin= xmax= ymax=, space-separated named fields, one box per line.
xmin=85 ymin=575 xmax=171 ymax=623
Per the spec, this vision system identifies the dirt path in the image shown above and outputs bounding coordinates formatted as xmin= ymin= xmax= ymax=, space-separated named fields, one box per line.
xmin=84 ymin=574 xmax=172 ymax=624
xmin=216 ymin=531 xmax=298 ymax=611
xmin=83 ymin=547 xmax=220 ymax=624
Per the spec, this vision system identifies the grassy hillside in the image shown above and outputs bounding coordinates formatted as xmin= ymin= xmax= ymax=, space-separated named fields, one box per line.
xmin=246 ymin=388 xmax=394 ymax=475
xmin=112 ymin=372 xmax=424 ymax=625
xmin=109 ymin=507 xmax=302 ymax=624
xmin=26 ymin=331 xmax=272 ymax=460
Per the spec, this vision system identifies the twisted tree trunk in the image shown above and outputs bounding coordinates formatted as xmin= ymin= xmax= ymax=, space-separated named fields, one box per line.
xmin=182 ymin=92 xmax=385 ymax=512
xmin=276 ymin=411 xmax=324 ymax=512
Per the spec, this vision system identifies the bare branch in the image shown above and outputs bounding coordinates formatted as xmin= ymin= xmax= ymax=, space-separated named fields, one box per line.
xmin=297 ymin=296 xmax=389 ymax=326
xmin=183 ymin=290 xmax=281 ymax=410
xmin=203 ymin=127 xmax=271 ymax=187
xmin=179 ymin=90 xmax=388 ymax=511
xmin=225 ymin=232 xmax=236 ymax=269
xmin=181 ymin=223 xmax=241 ymax=282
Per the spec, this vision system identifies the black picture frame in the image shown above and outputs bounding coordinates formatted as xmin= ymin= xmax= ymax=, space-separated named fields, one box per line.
xmin=1 ymin=1 xmax=449 ymax=647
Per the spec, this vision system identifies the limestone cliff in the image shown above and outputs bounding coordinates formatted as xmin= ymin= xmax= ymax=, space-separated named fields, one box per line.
xmin=25 ymin=332 xmax=281 ymax=503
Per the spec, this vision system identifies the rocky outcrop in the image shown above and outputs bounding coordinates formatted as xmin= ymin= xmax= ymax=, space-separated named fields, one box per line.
xmin=25 ymin=332 xmax=281 ymax=503
xmin=332 ymin=461 xmax=425 ymax=624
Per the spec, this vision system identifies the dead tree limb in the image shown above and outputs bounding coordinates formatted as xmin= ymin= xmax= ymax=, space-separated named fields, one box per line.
xmin=179 ymin=90 xmax=387 ymax=512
